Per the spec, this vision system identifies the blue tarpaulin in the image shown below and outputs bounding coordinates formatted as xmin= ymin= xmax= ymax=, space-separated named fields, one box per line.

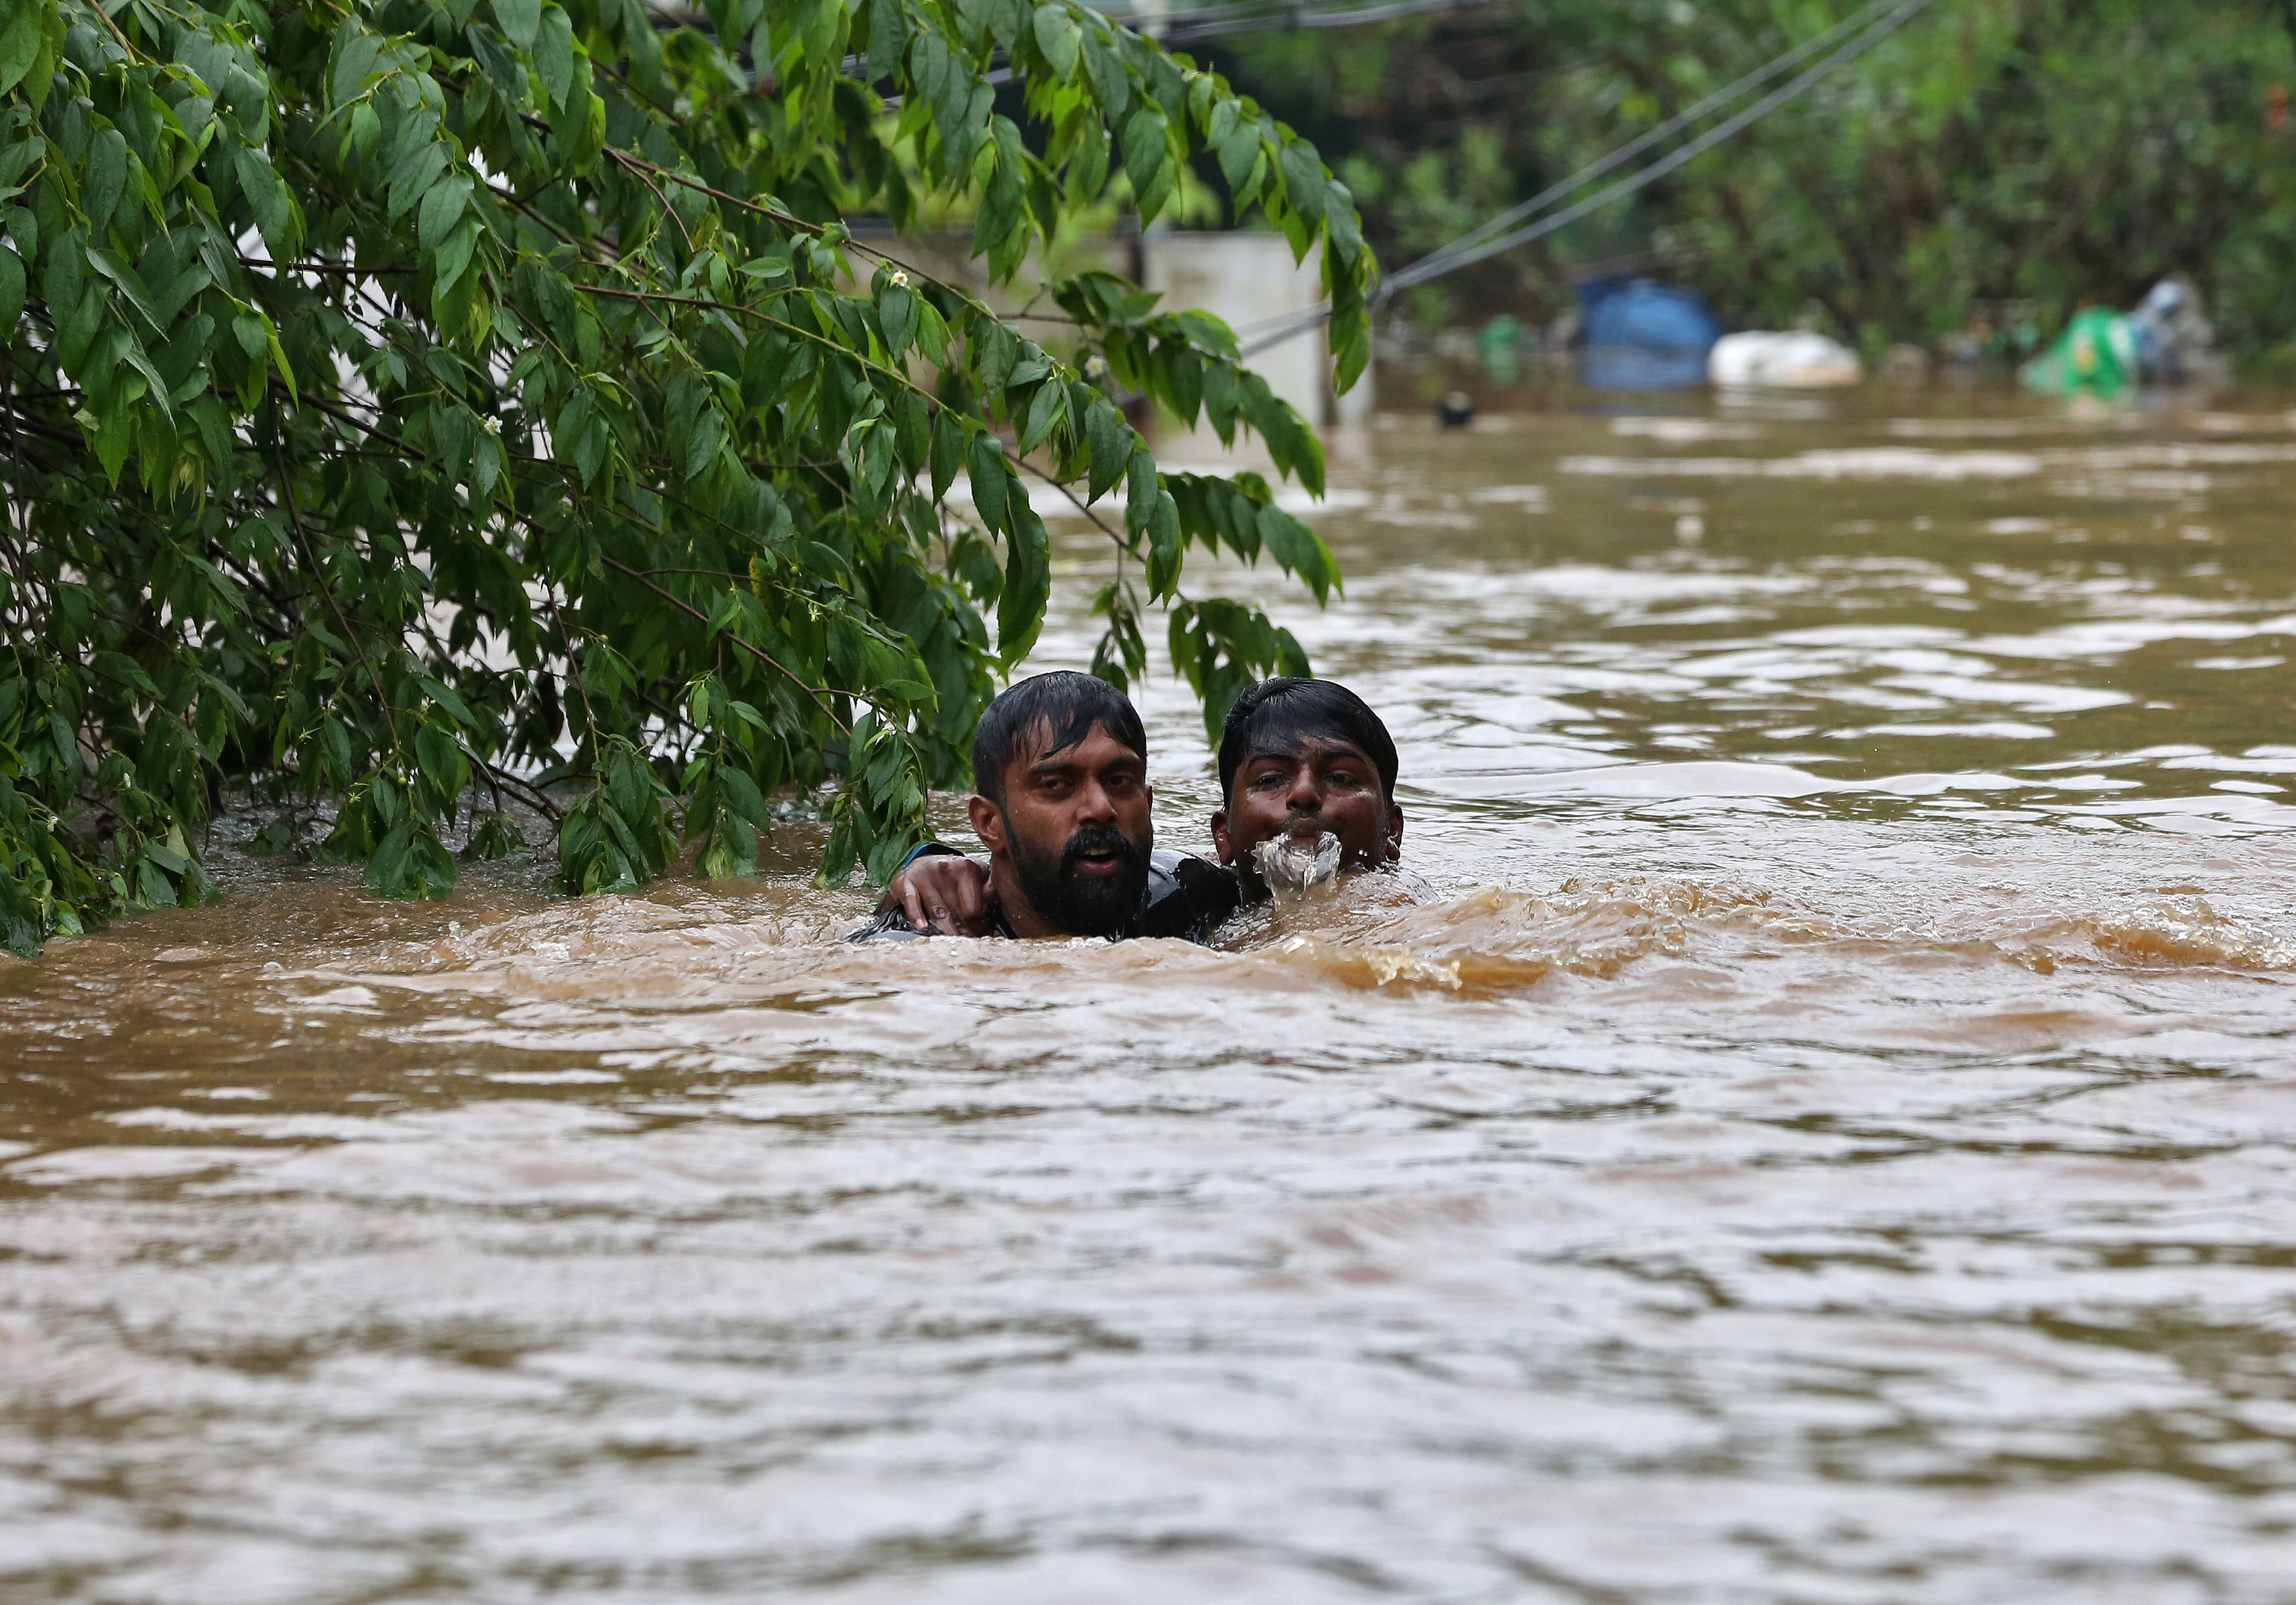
xmin=1578 ymin=279 xmax=1722 ymax=390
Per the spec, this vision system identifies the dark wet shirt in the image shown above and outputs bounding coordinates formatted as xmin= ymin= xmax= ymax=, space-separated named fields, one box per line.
xmin=849 ymin=846 xmax=1242 ymax=945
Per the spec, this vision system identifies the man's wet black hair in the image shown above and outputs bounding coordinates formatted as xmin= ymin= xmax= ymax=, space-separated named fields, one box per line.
xmin=972 ymin=671 xmax=1148 ymax=807
xmin=1218 ymin=678 xmax=1399 ymax=803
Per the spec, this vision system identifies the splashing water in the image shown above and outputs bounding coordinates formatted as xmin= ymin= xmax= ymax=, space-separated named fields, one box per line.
xmin=1252 ymin=829 xmax=1343 ymax=903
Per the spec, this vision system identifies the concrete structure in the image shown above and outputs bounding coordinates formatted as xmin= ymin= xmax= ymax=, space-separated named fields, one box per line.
xmin=848 ymin=224 xmax=1370 ymax=455
xmin=1147 ymin=232 xmax=1315 ymax=424
xmin=1143 ymin=231 xmax=1370 ymax=436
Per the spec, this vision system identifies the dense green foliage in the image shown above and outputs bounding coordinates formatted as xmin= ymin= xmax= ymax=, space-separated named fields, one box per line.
xmin=0 ymin=0 xmax=1372 ymax=955
xmin=1208 ymin=0 xmax=2296 ymax=360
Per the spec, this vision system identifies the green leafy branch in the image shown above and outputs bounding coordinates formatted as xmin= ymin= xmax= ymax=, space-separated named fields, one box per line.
xmin=0 ymin=0 xmax=1373 ymax=955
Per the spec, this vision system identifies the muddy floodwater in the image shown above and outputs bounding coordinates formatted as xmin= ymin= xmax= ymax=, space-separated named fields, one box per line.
xmin=14 ymin=391 xmax=2296 ymax=1602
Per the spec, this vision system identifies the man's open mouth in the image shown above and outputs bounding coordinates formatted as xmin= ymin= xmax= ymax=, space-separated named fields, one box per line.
xmin=1069 ymin=847 xmax=1129 ymax=876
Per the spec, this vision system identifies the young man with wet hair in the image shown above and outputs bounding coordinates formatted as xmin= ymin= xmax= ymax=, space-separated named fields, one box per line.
xmin=863 ymin=673 xmax=1405 ymax=941
xmin=1211 ymin=676 xmax=1403 ymax=887
xmin=851 ymin=670 xmax=1240 ymax=942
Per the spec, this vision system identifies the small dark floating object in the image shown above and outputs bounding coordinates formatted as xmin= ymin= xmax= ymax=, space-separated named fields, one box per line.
xmin=1437 ymin=390 xmax=1475 ymax=429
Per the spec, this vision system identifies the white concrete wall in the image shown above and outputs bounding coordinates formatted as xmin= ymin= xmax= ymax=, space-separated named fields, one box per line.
xmin=1145 ymin=232 xmax=1322 ymax=421
xmin=850 ymin=224 xmax=1369 ymax=457
xmin=1141 ymin=232 xmax=1368 ymax=446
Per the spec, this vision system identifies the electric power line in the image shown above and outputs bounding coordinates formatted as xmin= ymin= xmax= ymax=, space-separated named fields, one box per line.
xmin=927 ymin=0 xmax=1514 ymax=96
xmin=1157 ymin=0 xmax=1513 ymax=47
xmin=1382 ymin=0 xmax=1913 ymax=293
xmin=1235 ymin=0 xmax=1937 ymax=358
xmin=1397 ymin=0 xmax=1933 ymax=284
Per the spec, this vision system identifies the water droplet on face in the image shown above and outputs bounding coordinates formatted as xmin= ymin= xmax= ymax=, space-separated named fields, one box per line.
xmin=1254 ymin=831 xmax=1343 ymax=904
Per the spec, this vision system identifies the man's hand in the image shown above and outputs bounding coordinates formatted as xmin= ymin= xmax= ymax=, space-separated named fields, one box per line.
xmin=882 ymin=853 xmax=996 ymax=935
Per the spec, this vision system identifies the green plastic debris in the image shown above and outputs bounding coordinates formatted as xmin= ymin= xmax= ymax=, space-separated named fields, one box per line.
xmin=2020 ymin=307 xmax=2139 ymax=397
xmin=1476 ymin=314 xmax=1524 ymax=384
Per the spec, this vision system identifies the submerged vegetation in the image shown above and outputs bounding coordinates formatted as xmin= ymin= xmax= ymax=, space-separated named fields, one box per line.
xmin=0 ymin=0 xmax=1371 ymax=954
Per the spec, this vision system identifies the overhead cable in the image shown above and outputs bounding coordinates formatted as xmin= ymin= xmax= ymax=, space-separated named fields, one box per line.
xmin=1157 ymin=0 xmax=1514 ymax=47
xmin=1382 ymin=0 xmax=1912 ymax=293
xmin=1388 ymin=0 xmax=1932 ymax=284
xmin=918 ymin=0 xmax=1513 ymax=96
xmin=1235 ymin=0 xmax=1937 ymax=358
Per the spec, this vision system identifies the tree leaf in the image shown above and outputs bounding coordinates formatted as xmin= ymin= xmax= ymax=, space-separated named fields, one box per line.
xmin=534 ymin=3 xmax=576 ymax=109
xmin=0 ymin=0 xmax=42 ymax=98
xmin=1015 ymin=379 xmax=1064 ymax=455
xmin=876 ymin=281 xmax=916 ymax=357
xmin=85 ymin=127 xmax=127 ymax=235
xmin=930 ymin=411 xmax=963 ymax=502
xmin=865 ymin=0 xmax=908 ymax=81
xmin=0 ymin=247 xmax=22 ymax=333
xmin=417 ymin=173 xmax=471 ymax=251
xmin=1032 ymin=5 xmax=1079 ymax=77
xmin=1084 ymin=400 xmax=1126 ymax=504
xmin=1124 ymin=445 xmax=1157 ymax=537
xmin=0 ymin=0 xmax=1352 ymax=946
xmin=967 ymin=432 xmax=1009 ymax=531
xmin=974 ymin=316 xmax=1018 ymax=390
xmin=1216 ymin=120 xmax=1259 ymax=190
xmin=996 ymin=502 xmax=1049 ymax=665
xmin=1277 ymin=138 xmax=1328 ymax=232
xmin=1121 ymin=105 xmax=1166 ymax=199
xmin=493 ymin=0 xmax=541 ymax=50
xmin=432 ymin=216 xmax=482 ymax=295
xmin=415 ymin=723 xmax=470 ymax=807
xmin=1146 ymin=489 xmax=1179 ymax=599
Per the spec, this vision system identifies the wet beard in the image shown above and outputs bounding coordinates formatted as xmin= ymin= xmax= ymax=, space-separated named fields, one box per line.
xmin=1008 ymin=823 xmax=1151 ymax=937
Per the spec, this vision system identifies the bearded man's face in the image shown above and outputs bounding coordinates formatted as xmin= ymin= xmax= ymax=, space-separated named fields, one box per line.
xmin=987 ymin=721 xmax=1153 ymax=937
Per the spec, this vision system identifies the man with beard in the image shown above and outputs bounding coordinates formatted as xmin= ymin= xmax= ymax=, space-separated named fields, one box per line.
xmin=858 ymin=675 xmax=1402 ymax=942
xmin=849 ymin=671 xmax=1242 ymax=942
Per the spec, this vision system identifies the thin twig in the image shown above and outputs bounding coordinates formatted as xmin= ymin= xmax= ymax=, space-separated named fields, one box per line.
xmin=84 ymin=0 xmax=143 ymax=63
xmin=602 ymin=146 xmax=821 ymax=241
xmin=565 ymin=280 xmax=1138 ymax=555
xmin=268 ymin=401 xmax=402 ymax=758
xmin=577 ymin=283 xmax=767 ymax=318
xmin=600 ymin=556 xmax=849 ymax=731
xmin=598 ymin=144 xmax=964 ymax=312
xmin=613 ymin=153 xmax=697 ymax=255
xmin=481 ymin=759 xmax=566 ymax=823
xmin=537 ymin=586 xmax=601 ymax=754
xmin=305 ymin=394 xmax=425 ymax=459
xmin=238 ymin=255 xmax=415 ymax=277
xmin=293 ymin=365 xmax=853 ymax=737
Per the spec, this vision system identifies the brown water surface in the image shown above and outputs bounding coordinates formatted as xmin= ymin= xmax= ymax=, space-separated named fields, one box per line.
xmin=9 ymin=391 xmax=2296 ymax=1601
